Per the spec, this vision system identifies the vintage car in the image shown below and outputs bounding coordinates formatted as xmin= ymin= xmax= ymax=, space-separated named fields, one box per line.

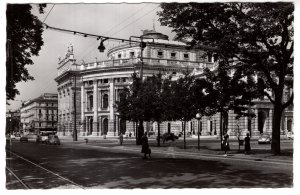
xmin=258 ymin=134 xmax=272 ymax=144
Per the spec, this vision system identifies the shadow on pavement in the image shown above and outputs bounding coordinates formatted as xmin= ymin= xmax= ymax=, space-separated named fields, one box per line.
xmin=41 ymin=146 xmax=293 ymax=188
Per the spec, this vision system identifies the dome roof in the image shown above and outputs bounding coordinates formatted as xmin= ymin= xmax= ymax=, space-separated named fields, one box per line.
xmin=141 ymin=29 xmax=169 ymax=40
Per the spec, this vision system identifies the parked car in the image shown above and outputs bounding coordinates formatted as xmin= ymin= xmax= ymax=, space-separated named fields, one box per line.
xmin=14 ymin=134 xmax=21 ymax=141
xmin=10 ymin=134 xmax=16 ymax=140
xmin=158 ymin=133 xmax=179 ymax=143
xmin=20 ymin=133 xmax=38 ymax=143
xmin=287 ymin=132 xmax=294 ymax=140
xmin=258 ymin=134 xmax=272 ymax=144
xmin=47 ymin=135 xmax=60 ymax=145
xmin=27 ymin=134 xmax=38 ymax=142
xmin=20 ymin=136 xmax=28 ymax=142
xmin=37 ymin=133 xmax=52 ymax=143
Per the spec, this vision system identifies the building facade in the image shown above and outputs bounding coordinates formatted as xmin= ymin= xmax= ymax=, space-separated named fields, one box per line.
xmin=55 ymin=30 xmax=293 ymax=138
xmin=20 ymin=93 xmax=58 ymax=134
xmin=6 ymin=109 xmax=21 ymax=134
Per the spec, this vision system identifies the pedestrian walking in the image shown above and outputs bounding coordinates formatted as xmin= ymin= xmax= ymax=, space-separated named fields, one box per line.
xmin=223 ymin=133 xmax=230 ymax=156
xmin=119 ymin=133 xmax=123 ymax=145
xmin=244 ymin=133 xmax=251 ymax=154
xmin=129 ymin=132 xmax=132 ymax=138
xmin=141 ymin=132 xmax=151 ymax=159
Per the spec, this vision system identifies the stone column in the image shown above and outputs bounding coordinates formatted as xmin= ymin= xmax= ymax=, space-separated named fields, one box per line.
xmin=98 ymin=116 xmax=102 ymax=135
xmin=92 ymin=80 xmax=98 ymax=136
xmin=115 ymin=115 xmax=119 ymax=135
xmin=269 ymin=109 xmax=273 ymax=133
xmin=85 ymin=116 xmax=88 ymax=136
xmin=107 ymin=79 xmax=115 ymax=136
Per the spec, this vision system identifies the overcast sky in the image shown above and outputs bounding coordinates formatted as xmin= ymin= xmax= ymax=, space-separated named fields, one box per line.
xmin=5 ymin=3 xmax=176 ymax=111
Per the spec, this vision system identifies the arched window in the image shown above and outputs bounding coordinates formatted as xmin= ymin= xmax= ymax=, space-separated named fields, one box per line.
xmin=103 ymin=94 xmax=108 ymax=108
xmin=287 ymin=119 xmax=293 ymax=132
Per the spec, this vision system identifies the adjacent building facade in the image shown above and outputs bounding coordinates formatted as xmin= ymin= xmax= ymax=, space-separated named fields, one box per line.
xmin=55 ymin=29 xmax=293 ymax=138
xmin=20 ymin=93 xmax=58 ymax=134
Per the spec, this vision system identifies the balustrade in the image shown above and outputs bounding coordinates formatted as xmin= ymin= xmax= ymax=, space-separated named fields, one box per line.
xmin=82 ymin=57 xmax=212 ymax=70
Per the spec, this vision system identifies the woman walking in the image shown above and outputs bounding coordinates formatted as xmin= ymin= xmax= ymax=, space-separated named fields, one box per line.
xmin=223 ymin=133 xmax=230 ymax=157
xmin=141 ymin=133 xmax=151 ymax=159
xmin=244 ymin=133 xmax=251 ymax=154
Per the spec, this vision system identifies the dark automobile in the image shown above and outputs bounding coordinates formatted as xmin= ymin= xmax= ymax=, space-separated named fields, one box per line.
xmin=158 ymin=133 xmax=179 ymax=143
xmin=20 ymin=136 xmax=28 ymax=142
xmin=258 ymin=134 xmax=272 ymax=144
xmin=47 ymin=135 xmax=60 ymax=145
xmin=20 ymin=133 xmax=38 ymax=143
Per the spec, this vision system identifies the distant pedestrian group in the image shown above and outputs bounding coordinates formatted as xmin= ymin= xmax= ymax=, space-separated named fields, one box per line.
xmin=141 ymin=132 xmax=151 ymax=159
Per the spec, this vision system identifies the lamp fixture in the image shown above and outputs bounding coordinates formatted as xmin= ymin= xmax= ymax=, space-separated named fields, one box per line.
xmin=98 ymin=38 xmax=109 ymax=53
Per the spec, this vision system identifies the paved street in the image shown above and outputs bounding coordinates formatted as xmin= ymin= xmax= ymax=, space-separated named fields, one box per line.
xmin=6 ymin=138 xmax=293 ymax=189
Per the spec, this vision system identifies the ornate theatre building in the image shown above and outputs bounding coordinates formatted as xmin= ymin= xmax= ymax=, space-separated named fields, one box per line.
xmin=55 ymin=29 xmax=293 ymax=138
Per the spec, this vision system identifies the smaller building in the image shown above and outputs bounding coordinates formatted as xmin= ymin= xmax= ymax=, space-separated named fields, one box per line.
xmin=20 ymin=93 xmax=58 ymax=134
xmin=6 ymin=109 xmax=21 ymax=135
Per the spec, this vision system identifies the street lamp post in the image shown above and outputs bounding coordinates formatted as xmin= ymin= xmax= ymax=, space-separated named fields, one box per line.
xmin=196 ymin=113 xmax=202 ymax=151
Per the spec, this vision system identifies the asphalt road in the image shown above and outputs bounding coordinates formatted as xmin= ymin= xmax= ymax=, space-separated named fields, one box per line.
xmin=6 ymin=141 xmax=293 ymax=189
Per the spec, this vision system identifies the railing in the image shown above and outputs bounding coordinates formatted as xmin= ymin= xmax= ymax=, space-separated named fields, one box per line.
xmin=83 ymin=57 xmax=216 ymax=70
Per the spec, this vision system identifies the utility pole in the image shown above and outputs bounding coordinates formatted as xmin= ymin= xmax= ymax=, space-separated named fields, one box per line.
xmin=73 ymin=74 xmax=77 ymax=141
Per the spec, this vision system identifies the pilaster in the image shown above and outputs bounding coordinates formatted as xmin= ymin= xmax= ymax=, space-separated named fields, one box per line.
xmin=269 ymin=109 xmax=273 ymax=133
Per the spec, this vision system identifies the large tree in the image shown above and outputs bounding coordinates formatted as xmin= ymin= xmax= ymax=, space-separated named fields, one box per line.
xmin=6 ymin=4 xmax=45 ymax=102
xmin=117 ymin=73 xmax=145 ymax=145
xmin=204 ymin=61 xmax=259 ymax=149
xmin=158 ymin=2 xmax=294 ymax=154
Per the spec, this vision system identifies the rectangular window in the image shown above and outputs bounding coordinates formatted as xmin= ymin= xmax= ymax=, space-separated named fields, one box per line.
xmin=104 ymin=79 xmax=108 ymax=83
xmin=184 ymin=53 xmax=189 ymax=59
xmin=122 ymin=78 xmax=126 ymax=83
xmin=39 ymin=122 xmax=41 ymax=127
xmin=118 ymin=54 xmax=122 ymax=58
xmin=130 ymin=52 xmax=135 ymax=57
xmin=208 ymin=53 xmax=213 ymax=62
xmin=158 ymin=51 xmax=163 ymax=57
xmin=171 ymin=52 xmax=176 ymax=58
xmin=39 ymin=109 xmax=41 ymax=113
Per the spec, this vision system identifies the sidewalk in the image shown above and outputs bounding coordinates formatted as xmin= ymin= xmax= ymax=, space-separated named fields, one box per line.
xmin=60 ymin=136 xmax=293 ymax=164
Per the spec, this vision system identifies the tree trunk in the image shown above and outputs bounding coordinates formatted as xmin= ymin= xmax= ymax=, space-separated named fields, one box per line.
xmin=223 ymin=111 xmax=228 ymax=133
xmin=137 ymin=120 xmax=144 ymax=145
xmin=183 ymin=121 xmax=186 ymax=149
xmin=135 ymin=121 xmax=138 ymax=145
xmin=157 ymin=122 xmax=161 ymax=147
xmin=220 ymin=112 xmax=223 ymax=150
xmin=271 ymin=103 xmax=283 ymax=155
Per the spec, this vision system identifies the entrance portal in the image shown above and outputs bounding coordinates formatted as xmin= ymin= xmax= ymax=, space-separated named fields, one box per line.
xmin=103 ymin=118 xmax=108 ymax=135
xmin=89 ymin=118 xmax=93 ymax=135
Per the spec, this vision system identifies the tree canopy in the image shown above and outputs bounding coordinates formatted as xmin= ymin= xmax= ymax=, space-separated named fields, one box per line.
xmin=6 ymin=4 xmax=45 ymax=102
xmin=158 ymin=2 xmax=294 ymax=154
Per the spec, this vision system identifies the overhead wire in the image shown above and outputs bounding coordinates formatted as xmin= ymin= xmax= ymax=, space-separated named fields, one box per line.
xmin=77 ymin=4 xmax=149 ymax=61
xmin=38 ymin=4 xmax=160 ymax=96
xmin=81 ymin=5 xmax=160 ymax=61
xmin=42 ymin=4 xmax=55 ymax=23
xmin=110 ymin=5 xmax=160 ymax=37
